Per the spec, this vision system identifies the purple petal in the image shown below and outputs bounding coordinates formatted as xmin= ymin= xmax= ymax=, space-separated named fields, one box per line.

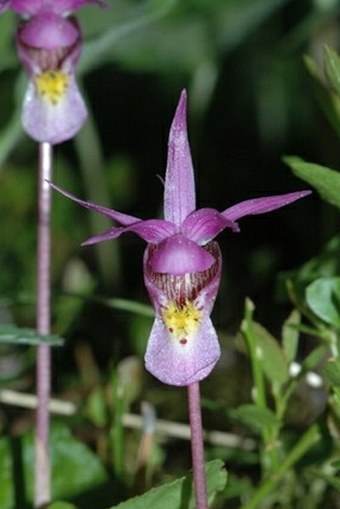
xmin=18 ymin=11 xmax=79 ymax=49
xmin=145 ymin=314 xmax=220 ymax=386
xmin=22 ymin=74 xmax=87 ymax=144
xmin=163 ymin=89 xmax=196 ymax=227
xmin=222 ymin=190 xmax=311 ymax=221
xmin=82 ymin=219 xmax=176 ymax=246
xmin=50 ymin=182 xmax=141 ymax=225
xmin=148 ymin=234 xmax=215 ymax=275
xmin=182 ymin=208 xmax=239 ymax=244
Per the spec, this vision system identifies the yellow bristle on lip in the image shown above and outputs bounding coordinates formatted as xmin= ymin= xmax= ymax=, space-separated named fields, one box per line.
xmin=162 ymin=300 xmax=202 ymax=343
xmin=36 ymin=70 xmax=69 ymax=104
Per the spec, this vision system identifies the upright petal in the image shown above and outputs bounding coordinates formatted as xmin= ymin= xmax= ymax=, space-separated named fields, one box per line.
xmin=222 ymin=190 xmax=311 ymax=222
xmin=182 ymin=208 xmax=239 ymax=245
xmin=163 ymin=90 xmax=196 ymax=227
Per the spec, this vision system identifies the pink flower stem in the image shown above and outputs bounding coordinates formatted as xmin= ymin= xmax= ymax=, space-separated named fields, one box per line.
xmin=35 ymin=142 xmax=53 ymax=508
xmin=187 ymin=382 xmax=208 ymax=509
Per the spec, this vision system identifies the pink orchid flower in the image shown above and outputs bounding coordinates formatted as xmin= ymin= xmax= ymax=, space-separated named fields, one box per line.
xmin=51 ymin=90 xmax=311 ymax=385
xmin=1 ymin=0 xmax=103 ymax=143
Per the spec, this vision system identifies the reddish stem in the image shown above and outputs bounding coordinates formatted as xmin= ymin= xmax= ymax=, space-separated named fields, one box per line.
xmin=188 ymin=382 xmax=208 ymax=509
xmin=35 ymin=142 xmax=52 ymax=508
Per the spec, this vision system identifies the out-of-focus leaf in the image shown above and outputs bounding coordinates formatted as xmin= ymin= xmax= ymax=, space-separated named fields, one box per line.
xmin=249 ymin=321 xmax=289 ymax=387
xmin=282 ymin=309 xmax=300 ymax=364
xmin=304 ymin=54 xmax=340 ymax=139
xmin=0 ymin=422 xmax=108 ymax=508
xmin=306 ymin=277 xmax=340 ymax=327
xmin=230 ymin=404 xmax=279 ymax=433
xmin=301 ymin=345 xmax=328 ymax=373
xmin=284 ymin=156 xmax=340 ymax=209
xmin=323 ymin=359 xmax=340 ymax=387
xmin=324 ymin=45 xmax=340 ymax=98
xmin=107 ymin=459 xmax=227 ymax=509
xmin=0 ymin=324 xmax=64 ymax=346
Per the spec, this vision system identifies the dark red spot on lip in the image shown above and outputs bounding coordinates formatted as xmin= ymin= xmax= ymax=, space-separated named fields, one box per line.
xmin=169 ymin=327 xmax=173 ymax=333
xmin=179 ymin=338 xmax=187 ymax=345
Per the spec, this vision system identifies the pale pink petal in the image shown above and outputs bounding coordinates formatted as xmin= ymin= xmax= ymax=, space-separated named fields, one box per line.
xmin=22 ymin=74 xmax=87 ymax=144
xmin=145 ymin=314 xmax=220 ymax=386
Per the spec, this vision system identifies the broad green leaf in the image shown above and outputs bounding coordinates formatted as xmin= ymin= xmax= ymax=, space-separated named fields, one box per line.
xmin=249 ymin=321 xmax=289 ymax=387
xmin=282 ymin=309 xmax=300 ymax=364
xmin=0 ymin=324 xmax=64 ymax=346
xmin=323 ymin=359 xmax=340 ymax=387
xmin=284 ymin=156 xmax=340 ymax=210
xmin=324 ymin=45 xmax=340 ymax=98
xmin=107 ymin=460 xmax=226 ymax=509
xmin=306 ymin=277 xmax=340 ymax=327
xmin=230 ymin=404 xmax=279 ymax=433
xmin=0 ymin=422 xmax=107 ymax=508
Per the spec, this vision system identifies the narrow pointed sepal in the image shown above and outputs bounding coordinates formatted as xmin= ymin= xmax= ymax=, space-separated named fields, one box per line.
xmin=163 ymin=89 xmax=196 ymax=227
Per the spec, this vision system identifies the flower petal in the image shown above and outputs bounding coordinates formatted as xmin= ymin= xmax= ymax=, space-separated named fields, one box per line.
xmin=222 ymin=190 xmax=311 ymax=221
xmin=19 ymin=11 xmax=79 ymax=49
xmin=82 ymin=219 xmax=176 ymax=246
xmin=163 ymin=89 xmax=196 ymax=227
xmin=145 ymin=314 xmax=220 ymax=386
xmin=182 ymin=207 xmax=239 ymax=244
xmin=148 ymin=234 xmax=215 ymax=275
xmin=50 ymin=182 xmax=141 ymax=225
xmin=22 ymin=74 xmax=87 ymax=144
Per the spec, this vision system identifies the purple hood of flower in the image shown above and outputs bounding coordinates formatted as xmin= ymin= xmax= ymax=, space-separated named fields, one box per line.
xmin=1 ymin=0 xmax=103 ymax=143
xmin=51 ymin=90 xmax=311 ymax=385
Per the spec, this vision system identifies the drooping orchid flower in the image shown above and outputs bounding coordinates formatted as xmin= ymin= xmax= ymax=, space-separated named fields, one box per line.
xmin=51 ymin=90 xmax=310 ymax=386
xmin=1 ymin=0 xmax=103 ymax=143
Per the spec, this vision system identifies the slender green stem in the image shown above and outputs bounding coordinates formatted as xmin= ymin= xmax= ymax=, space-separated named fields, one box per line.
xmin=35 ymin=142 xmax=52 ymax=508
xmin=240 ymin=424 xmax=321 ymax=509
xmin=188 ymin=382 xmax=208 ymax=509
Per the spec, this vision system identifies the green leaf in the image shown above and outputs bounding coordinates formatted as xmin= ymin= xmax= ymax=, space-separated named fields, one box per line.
xmin=230 ymin=404 xmax=279 ymax=433
xmin=249 ymin=321 xmax=289 ymax=387
xmin=304 ymin=54 xmax=340 ymax=139
xmin=282 ymin=309 xmax=300 ymax=364
xmin=306 ymin=277 xmax=340 ymax=327
xmin=107 ymin=460 xmax=226 ymax=509
xmin=301 ymin=345 xmax=327 ymax=373
xmin=324 ymin=45 xmax=340 ymax=98
xmin=323 ymin=359 xmax=340 ymax=387
xmin=0 ymin=422 xmax=108 ymax=508
xmin=0 ymin=324 xmax=64 ymax=346
xmin=284 ymin=156 xmax=340 ymax=209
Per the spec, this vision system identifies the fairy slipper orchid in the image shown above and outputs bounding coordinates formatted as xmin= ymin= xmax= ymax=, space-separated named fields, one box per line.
xmin=1 ymin=0 xmax=103 ymax=143
xmin=51 ymin=90 xmax=310 ymax=385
